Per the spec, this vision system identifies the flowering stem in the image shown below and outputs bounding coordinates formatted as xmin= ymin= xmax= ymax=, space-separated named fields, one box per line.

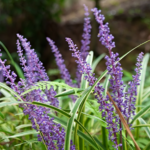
xmin=108 ymin=47 xmax=123 ymax=149
xmin=34 ymin=118 xmax=48 ymax=150
xmin=123 ymin=131 xmax=128 ymax=150
xmin=119 ymin=122 xmax=123 ymax=150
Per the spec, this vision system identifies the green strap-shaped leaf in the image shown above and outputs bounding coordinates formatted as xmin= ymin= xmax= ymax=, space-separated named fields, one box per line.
xmin=55 ymin=89 xmax=83 ymax=97
xmin=143 ymin=141 xmax=150 ymax=150
xmin=14 ymin=138 xmax=38 ymax=147
xmin=48 ymin=113 xmax=105 ymax=150
xmin=135 ymin=54 xmax=149 ymax=138
xmin=77 ymin=130 xmax=98 ymax=150
xmin=0 ymin=101 xmax=26 ymax=108
xmin=48 ymin=113 xmax=67 ymax=127
xmin=130 ymin=103 xmax=150 ymax=124
xmin=31 ymin=101 xmax=71 ymax=118
xmin=64 ymin=88 xmax=99 ymax=150
xmin=138 ymin=118 xmax=150 ymax=138
xmin=81 ymin=112 xmax=107 ymax=127
xmin=21 ymin=81 xmax=78 ymax=96
xmin=74 ymin=41 xmax=149 ymax=106
xmin=142 ymin=87 xmax=150 ymax=101
xmin=77 ymin=51 xmax=94 ymax=150
xmin=6 ymin=130 xmax=38 ymax=139
xmin=0 ymin=41 xmax=25 ymax=79
xmin=136 ymin=53 xmax=149 ymax=113
xmin=92 ymin=53 xmax=105 ymax=72
xmin=16 ymin=124 xmax=32 ymax=130
xmin=0 ymin=88 xmax=16 ymax=101
xmin=0 ymin=82 xmax=24 ymax=102
xmin=1 ymin=98 xmax=101 ymax=149
xmin=94 ymin=136 xmax=107 ymax=150
xmin=103 ymin=74 xmax=110 ymax=96
xmin=132 ymin=124 xmax=150 ymax=128
xmin=0 ymin=111 xmax=4 ymax=119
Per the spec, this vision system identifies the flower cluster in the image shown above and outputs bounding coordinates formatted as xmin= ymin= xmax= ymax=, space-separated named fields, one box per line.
xmin=0 ymin=52 xmax=18 ymax=92
xmin=105 ymin=52 xmax=126 ymax=148
xmin=17 ymin=34 xmax=49 ymax=83
xmin=46 ymin=37 xmax=77 ymax=102
xmin=105 ymin=52 xmax=126 ymax=117
xmin=80 ymin=4 xmax=91 ymax=60
xmin=91 ymin=8 xmax=115 ymax=53
xmin=46 ymin=37 xmax=74 ymax=87
xmin=125 ymin=52 xmax=144 ymax=124
xmin=0 ymin=34 xmax=75 ymax=150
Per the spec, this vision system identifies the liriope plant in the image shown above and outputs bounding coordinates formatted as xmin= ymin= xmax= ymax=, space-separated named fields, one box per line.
xmin=0 ymin=4 xmax=150 ymax=150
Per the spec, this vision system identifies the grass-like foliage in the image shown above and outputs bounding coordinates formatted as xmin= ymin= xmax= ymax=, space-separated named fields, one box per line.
xmin=0 ymin=4 xmax=150 ymax=150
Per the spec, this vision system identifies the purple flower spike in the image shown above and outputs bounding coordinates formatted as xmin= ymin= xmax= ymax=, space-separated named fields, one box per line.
xmin=105 ymin=51 xmax=126 ymax=149
xmin=46 ymin=37 xmax=74 ymax=87
xmin=17 ymin=34 xmax=59 ymax=107
xmin=80 ymin=4 xmax=91 ymax=60
xmin=76 ymin=5 xmax=92 ymax=86
xmin=66 ymin=38 xmax=95 ymax=84
xmin=0 ymin=50 xmax=18 ymax=92
xmin=105 ymin=52 xmax=126 ymax=117
xmin=91 ymin=8 xmax=115 ymax=53
xmin=125 ymin=52 xmax=144 ymax=125
xmin=16 ymin=35 xmax=66 ymax=149
xmin=17 ymin=34 xmax=49 ymax=83
xmin=46 ymin=37 xmax=77 ymax=102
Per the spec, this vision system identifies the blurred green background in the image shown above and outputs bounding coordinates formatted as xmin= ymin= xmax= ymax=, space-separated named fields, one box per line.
xmin=0 ymin=0 xmax=150 ymax=79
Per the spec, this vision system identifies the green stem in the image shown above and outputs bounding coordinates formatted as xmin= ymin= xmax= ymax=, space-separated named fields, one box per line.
xmin=135 ymin=120 xmax=140 ymax=139
xmin=79 ymin=105 xmax=85 ymax=150
xmin=0 ymin=41 xmax=25 ymax=79
xmin=34 ymin=118 xmax=48 ymax=150
xmin=122 ymin=135 xmax=127 ymax=150
xmin=101 ymin=127 xmax=107 ymax=149
xmin=74 ymin=123 xmax=79 ymax=150
xmin=135 ymin=100 xmax=141 ymax=139
xmin=119 ymin=122 xmax=123 ymax=150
